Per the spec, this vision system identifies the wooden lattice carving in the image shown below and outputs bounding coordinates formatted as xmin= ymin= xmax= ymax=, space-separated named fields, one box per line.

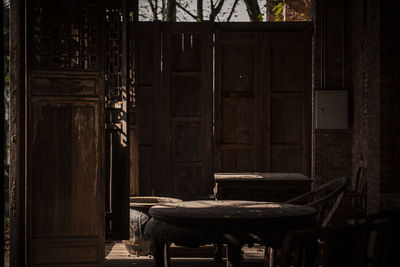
xmin=32 ymin=0 xmax=98 ymax=70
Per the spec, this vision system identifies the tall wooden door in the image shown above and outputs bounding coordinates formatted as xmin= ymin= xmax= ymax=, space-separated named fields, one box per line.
xmin=214 ymin=29 xmax=263 ymax=172
xmin=135 ymin=23 xmax=213 ymax=199
xmin=160 ymin=23 xmax=214 ymax=199
xmin=264 ymin=31 xmax=312 ymax=175
xmin=215 ymin=24 xmax=311 ymax=175
xmin=27 ymin=0 xmax=105 ymax=266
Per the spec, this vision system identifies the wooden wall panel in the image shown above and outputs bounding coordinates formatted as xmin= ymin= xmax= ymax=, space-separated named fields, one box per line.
xmin=31 ymin=103 xmax=99 ymax=238
xmin=136 ymin=23 xmax=161 ymax=196
xmin=135 ymin=23 xmax=311 ymax=199
xmin=270 ymin=96 xmax=304 ymax=144
xmin=222 ymin=98 xmax=254 ymax=144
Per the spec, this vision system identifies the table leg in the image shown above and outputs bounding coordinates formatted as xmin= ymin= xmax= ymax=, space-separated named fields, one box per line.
xmin=213 ymin=243 xmax=224 ymax=262
xmin=151 ymin=238 xmax=171 ymax=267
xmin=268 ymin=247 xmax=276 ymax=267
xmin=226 ymin=244 xmax=242 ymax=267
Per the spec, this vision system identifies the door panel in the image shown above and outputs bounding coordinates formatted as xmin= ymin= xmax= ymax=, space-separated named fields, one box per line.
xmin=266 ymin=31 xmax=312 ymax=175
xmin=161 ymin=23 xmax=214 ymax=199
xmin=215 ymin=30 xmax=262 ymax=172
xmin=27 ymin=0 xmax=105 ymax=265
xmin=215 ymin=25 xmax=311 ymax=176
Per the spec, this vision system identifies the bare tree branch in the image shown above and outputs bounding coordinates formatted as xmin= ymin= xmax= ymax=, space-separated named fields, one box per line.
xmin=162 ymin=0 xmax=166 ymax=20
xmin=243 ymin=0 xmax=262 ymax=21
xmin=176 ymin=1 xmax=200 ymax=21
xmin=227 ymin=0 xmax=239 ymax=22
xmin=197 ymin=0 xmax=203 ymax=21
xmin=210 ymin=0 xmax=225 ymax=21
xmin=166 ymin=0 xmax=176 ymax=21
xmin=146 ymin=0 xmax=158 ymax=20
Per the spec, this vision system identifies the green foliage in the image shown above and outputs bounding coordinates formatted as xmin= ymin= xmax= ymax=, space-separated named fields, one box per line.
xmin=272 ymin=0 xmax=283 ymax=22
xmin=257 ymin=12 xmax=264 ymax=22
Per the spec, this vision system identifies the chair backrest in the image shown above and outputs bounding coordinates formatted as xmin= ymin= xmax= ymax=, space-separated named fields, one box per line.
xmin=354 ymin=166 xmax=367 ymax=210
xmin=354 ymin=166 xmax=366 ymax=195
xmin=279 ymin=221 xmax=389 ymax=267
xmin=286 ymin=177 xmax=350 ymax=227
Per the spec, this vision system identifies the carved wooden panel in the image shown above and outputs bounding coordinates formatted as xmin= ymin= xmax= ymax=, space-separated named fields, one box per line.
xmin=31 ymin=0 xmax=99 ymax=70
xmin=27 ymin=0 xmax=105 ymax=265
xmin=31 ymin=75 xmax=98 ymax=96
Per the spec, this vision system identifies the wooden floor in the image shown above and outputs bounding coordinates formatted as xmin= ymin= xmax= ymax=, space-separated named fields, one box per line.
xmin=106 ymin=241 xmax=265 ymax=267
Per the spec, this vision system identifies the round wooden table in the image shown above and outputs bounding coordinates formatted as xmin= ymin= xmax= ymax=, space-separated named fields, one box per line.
xmin=145 ymin=200 xmax=317 ymax=267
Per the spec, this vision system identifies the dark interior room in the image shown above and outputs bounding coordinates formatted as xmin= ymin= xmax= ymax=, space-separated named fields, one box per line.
xmin=2 ymin=0 xmax=400 ymax=266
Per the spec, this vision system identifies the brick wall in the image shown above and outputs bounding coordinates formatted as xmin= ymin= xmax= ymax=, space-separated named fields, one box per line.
xmin=312 ymin=0 xmax=353 ymax=186
xmin=313 ymin=0 xmax=399 ymax=212
xmin=380 ymin=0 xmax=400 ymax=194
xmin=349 ymin=0 xmax=381 ymax=212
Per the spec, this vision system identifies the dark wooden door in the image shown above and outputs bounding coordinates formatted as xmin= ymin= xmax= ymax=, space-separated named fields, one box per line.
xmin=161 ymin=23 xmax=214 ymax=199
xmin=214 ymin=30 xmax=263 ymax=172
xmin=27 ymin=0 xmax=105 ymax=265
xmin=265 ymin=31 xmax=312 ymax=175
xmin=215 ymin=24 xmax=311 ymax=175
xmin=135 ymin=23 xmax=213 ymax=200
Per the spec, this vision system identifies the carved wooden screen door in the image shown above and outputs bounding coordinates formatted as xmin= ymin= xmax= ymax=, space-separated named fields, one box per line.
xmin=214 ymin=24 xmax=312 ymax=175
xmin=27 ymin=0 xmax=105 ymax=265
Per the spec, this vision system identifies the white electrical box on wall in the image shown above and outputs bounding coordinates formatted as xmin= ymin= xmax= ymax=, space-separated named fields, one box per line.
xmin=315 ymin=90 xmax=348 ymax=129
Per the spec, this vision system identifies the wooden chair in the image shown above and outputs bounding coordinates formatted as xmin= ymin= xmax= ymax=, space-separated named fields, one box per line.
xmin=286 ymin=176 xmax=350 ymax=227
xmin=265 ymin=177 xmax=350 ymax=267
xmin=334 ymin=167 xmax=367 ymax=223
xmin=279 ymin=208 xmax=400 ymax=267
xmin=279 ymin=220 xmax=389 ymax=267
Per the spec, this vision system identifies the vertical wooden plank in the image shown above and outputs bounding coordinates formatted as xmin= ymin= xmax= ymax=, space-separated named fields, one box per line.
xmin=9 ymin=0 xmax=26 ymax=265
xmin=159 ymin=22 xmax=173 ymax=196
xmin=0 ymin=1 xmax=4 ymax=264
xmin=214 ymin=27 xmax=222 ymax=172
xmin=303 ymin=27 xmax=312 ymax=177
xmin=151 ymin=21 xmax=163 ymax=196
